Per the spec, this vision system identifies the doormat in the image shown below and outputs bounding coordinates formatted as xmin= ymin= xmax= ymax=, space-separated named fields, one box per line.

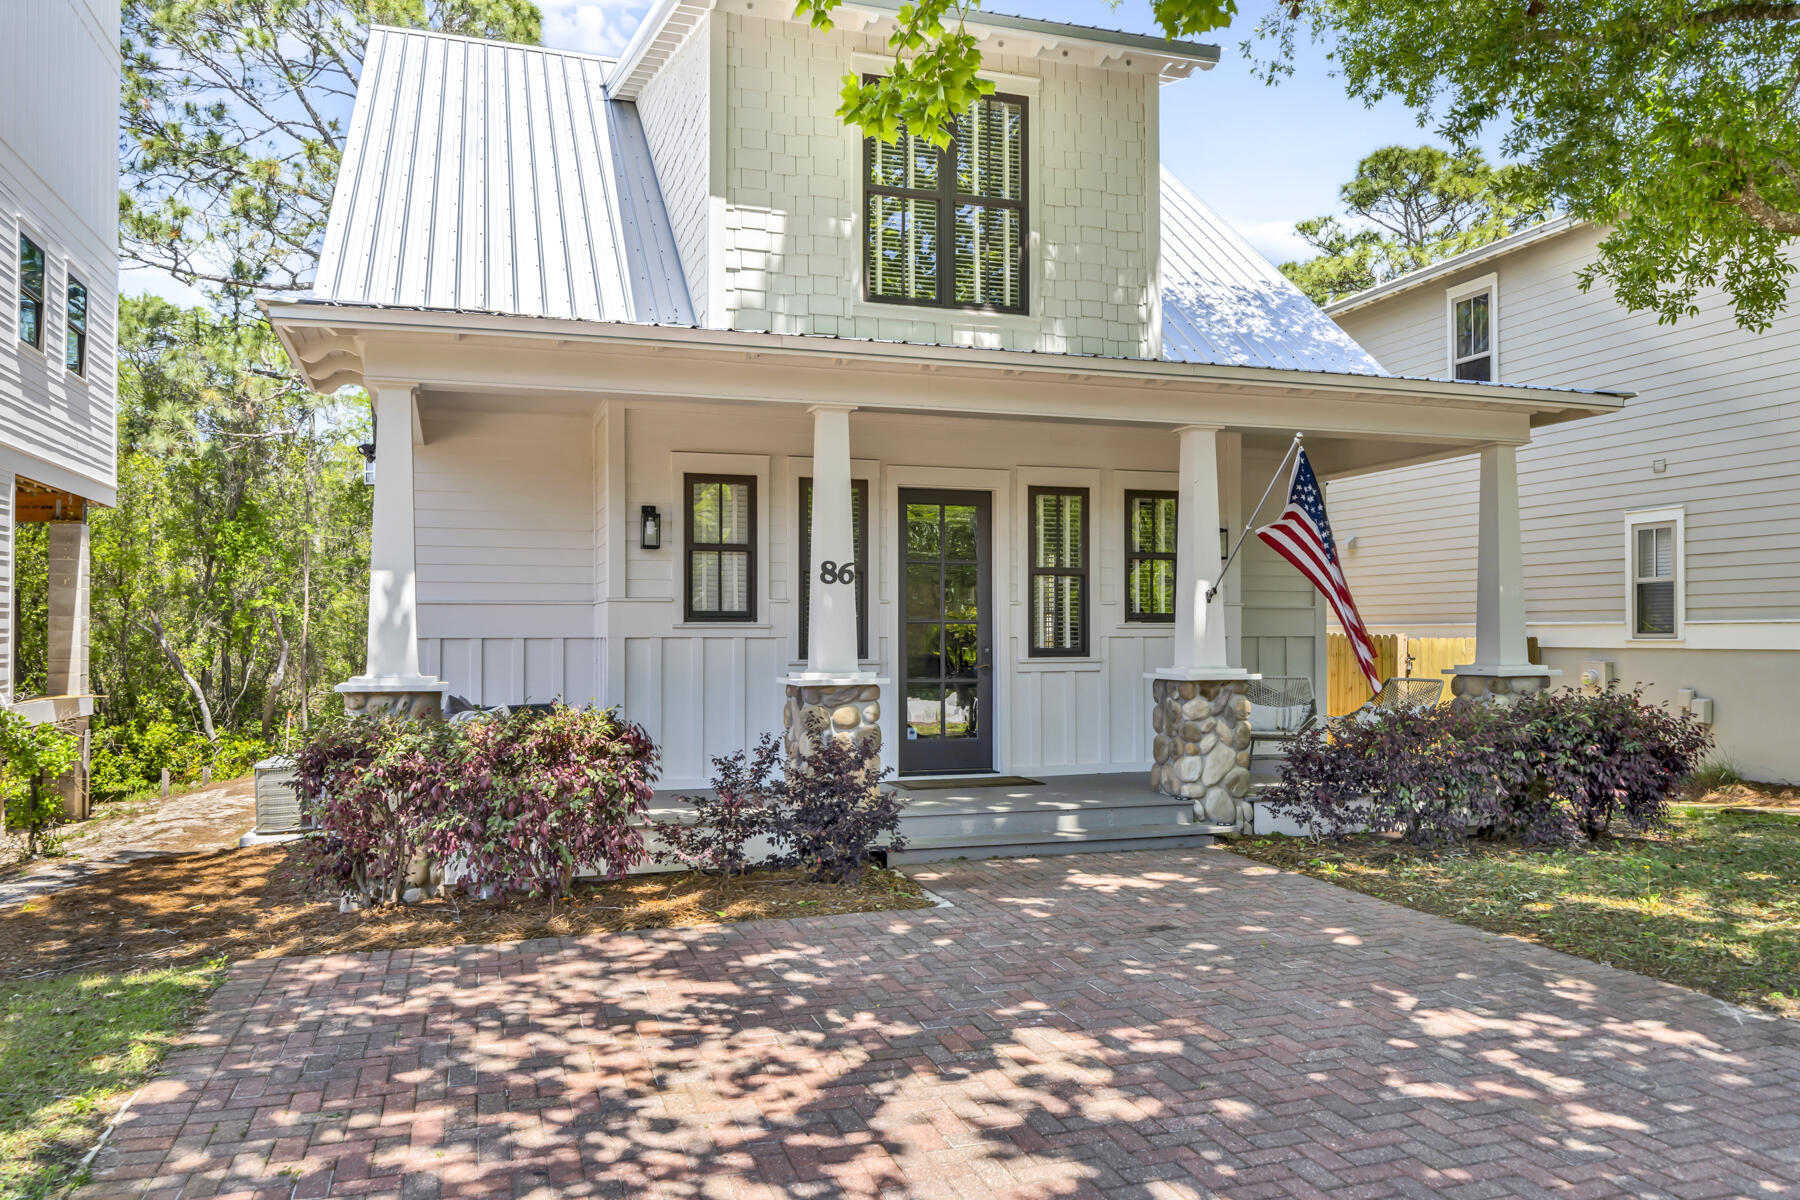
xmin=899 ymin=776 xmax=1043 ymax=790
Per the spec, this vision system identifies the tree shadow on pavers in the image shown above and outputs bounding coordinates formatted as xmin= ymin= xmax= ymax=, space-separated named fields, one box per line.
xmin=105 ymin=851 xmax=1800 ymax=1200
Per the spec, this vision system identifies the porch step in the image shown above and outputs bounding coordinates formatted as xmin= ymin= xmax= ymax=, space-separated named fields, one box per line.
xmin=885 ymin=822 xmax=1215 ymax=866
xmin=894 ymin=779 xmax=1192 ymax=841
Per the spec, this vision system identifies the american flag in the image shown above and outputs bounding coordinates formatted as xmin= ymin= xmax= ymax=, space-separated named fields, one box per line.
xmin=1255 ymin=449 xmax=1381 ymax=695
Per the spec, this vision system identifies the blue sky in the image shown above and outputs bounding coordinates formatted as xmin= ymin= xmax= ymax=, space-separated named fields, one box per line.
xmin=127 ymin=0 xmax=1481 ymax=304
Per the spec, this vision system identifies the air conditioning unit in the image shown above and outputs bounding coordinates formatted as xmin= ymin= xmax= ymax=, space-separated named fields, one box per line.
xmin=252 ymin=756 xmax=308 ymax=835
xmin=1578 ymin=660 xmax=1616 ymax=692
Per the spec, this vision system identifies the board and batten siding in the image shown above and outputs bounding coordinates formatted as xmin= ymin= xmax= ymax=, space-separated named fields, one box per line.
xmin=409 ymin=394 xmax=1322 ymax=790
xmin=414 ymin=403 xmax=601 ymax=708
xmin=0 ymin=0 xmax=119 ymax=503
xmin=1329 ymin=223 xmax=1800 ymax=629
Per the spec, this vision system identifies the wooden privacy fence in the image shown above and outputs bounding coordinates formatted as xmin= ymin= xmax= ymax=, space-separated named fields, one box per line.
xmin=1325 ymin=634 xmax=1540 ymax=716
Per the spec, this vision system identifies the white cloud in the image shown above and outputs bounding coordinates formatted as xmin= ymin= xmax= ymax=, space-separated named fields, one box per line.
xmin=539 ymin=0 xmax=652 ymax=57
xmin=1228 ymin=219 xmax=1314 ymax=267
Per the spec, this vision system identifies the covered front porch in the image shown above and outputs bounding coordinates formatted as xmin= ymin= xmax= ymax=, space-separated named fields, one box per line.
xmin=267 ymin=304 xmax=1626 ymax=843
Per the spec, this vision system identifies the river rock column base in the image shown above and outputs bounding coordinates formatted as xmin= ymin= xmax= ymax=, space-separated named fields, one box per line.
xmin=1449 ymin=672 xmax=1550 ymax=706
xmin=337 ymin=679 xmax=449 ymax=720
xmin=782 ymin=682 xmax=882 ymax=763
xmin=1151 ymin=677 xmax=1253 ymax=829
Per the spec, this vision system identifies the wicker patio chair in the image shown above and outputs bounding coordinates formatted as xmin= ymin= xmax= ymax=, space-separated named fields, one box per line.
xmin=1246 ymin=676 xmax=1318 ymax=766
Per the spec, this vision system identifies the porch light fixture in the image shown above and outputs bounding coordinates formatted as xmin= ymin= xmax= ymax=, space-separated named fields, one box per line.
xmin=641 ymin=505 xmax=662 ymax=550
xmin=356 ymin=442 xmax=376 ymax=485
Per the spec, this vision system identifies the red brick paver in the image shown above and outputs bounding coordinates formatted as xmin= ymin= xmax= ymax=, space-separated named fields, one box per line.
xmin=77 ymin=849 xmax=1800 ymax=1199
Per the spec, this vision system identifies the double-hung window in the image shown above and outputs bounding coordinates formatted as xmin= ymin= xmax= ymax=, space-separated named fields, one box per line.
xmin=1447 ymin=276 xmax=1496 ymax=381
xmin=1029 ymin=487 xmax=1088 ymax=656
xmin=1125 ymin=491 xmax=1177 ymax=622
xmin=64 ymin=275 xmax=87 ymax=376
xmin=865 ymin=88 xmax=1027 ymax=312
xmin=17 ymin=232 xmax=44 ymax=350
xmin=685 ymin=475 xmax=756 ymax=622
xmin=798 ymin=476 xmax=869 ymax=659
xmin=1630 ymin=519 xmax=1679 ymax=638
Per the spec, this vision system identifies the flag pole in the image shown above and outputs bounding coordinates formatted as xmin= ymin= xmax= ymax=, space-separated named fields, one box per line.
xmin=1206 ymin=432 xmax=1302 ymax=603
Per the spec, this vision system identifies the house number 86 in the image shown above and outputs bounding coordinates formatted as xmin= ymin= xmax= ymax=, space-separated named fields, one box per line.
xmin=818 ymin=560 xmax=856 ymax=585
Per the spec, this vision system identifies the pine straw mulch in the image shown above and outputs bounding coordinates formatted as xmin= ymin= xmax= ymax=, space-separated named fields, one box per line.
xmin=0 ymin=844 xmax=934 ymax=982
xmin=1681 ymin=780 xmax=1800 ymax=811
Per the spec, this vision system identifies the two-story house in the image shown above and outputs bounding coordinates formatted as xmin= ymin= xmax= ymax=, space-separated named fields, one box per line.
xmin=3 ymin=0 xmax=119 ymax=811
xmin=1325 ymin=219 xmax=1800 ymax=783
xmin=267 ymin=7 xmax=1622 ymax=850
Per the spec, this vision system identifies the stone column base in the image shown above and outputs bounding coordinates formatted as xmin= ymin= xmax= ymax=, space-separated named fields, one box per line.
xmin=336 ymin=677 xmax=449 ymax=720
xmin=779 ymin=677 xmax=883 ymax=762
xmin=1150 ymin=676 xmax=1253 ymax=829
xmin=1448 ymin=671 xmax=1551 ymax=705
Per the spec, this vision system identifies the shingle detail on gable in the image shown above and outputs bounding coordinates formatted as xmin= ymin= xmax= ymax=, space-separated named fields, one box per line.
xmin=311 ymin=26 xmax=694 ymax=324
xmin=1159 ymin=168 xmax=1386 ymax=374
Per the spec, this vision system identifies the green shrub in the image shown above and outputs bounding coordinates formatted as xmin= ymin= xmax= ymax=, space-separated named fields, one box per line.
xmin=0 ymin=709 xmax=82 ymax=859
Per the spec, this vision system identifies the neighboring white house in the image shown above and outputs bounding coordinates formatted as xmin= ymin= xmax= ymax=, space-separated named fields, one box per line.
xmin=1326 ymin=219 xmax=1800 ymax=783
xmin=268 ymin=7 xmax=1623 ymax=848
xmin=1 ymin=0 xmax=119 ymax=808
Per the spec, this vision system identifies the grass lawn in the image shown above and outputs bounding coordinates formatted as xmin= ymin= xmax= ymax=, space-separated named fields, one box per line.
xmin=1229 ymin=806 xmax=1799 ymax=1019
xmin=0 ymin=961 xmax=224 ymax=1200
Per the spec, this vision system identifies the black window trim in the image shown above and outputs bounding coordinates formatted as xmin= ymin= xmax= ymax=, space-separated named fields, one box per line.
xmin=683 ymin=473 xmax=758 ymax=623
xmin=1027 ymin=484 xmax=1089 ymax=658
xmin=17 ymin=229 xmax=45 ymax=352
xmin=64 ymin=272 xmax=87 ymax=377
xmin=798 ymin=475 xmax=870 ymax=661
xmin=1124 ymin=489 xmax=1177 ymax=624
xmin=862 ymin=83 xmax=1030 ymax=315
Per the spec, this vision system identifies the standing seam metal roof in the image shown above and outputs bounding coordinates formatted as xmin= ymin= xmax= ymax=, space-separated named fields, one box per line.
xmin=312 ymin=26 xmax=1375 ymax=373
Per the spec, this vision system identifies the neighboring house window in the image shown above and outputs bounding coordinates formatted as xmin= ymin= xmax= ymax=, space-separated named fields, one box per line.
xmin=1447 ymin=275 xmax=1496 ymax=381
xmin=64 ymin=274 xmax=87 ymax=376
xmin=1029 ymin=487 xmax=1087 ymax=656
xmin=685 ymin=475 xmax=756 ymax=621
xmin=17 ymin=232 xmax=45 ymax=350
xmin=1125 ymin=490 xmax=1177 ymax=622
xmin=865 ymin=89 xmax=1027 ymax=313
xmin=798 ymin=476 xmax=869 ymax=660
xmin=1629 ymin=515 xmax=1681 ymax=638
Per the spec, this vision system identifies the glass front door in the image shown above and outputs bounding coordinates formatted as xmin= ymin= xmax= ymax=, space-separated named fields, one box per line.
xmin=899 ymin=489 xmax=994 ymax=775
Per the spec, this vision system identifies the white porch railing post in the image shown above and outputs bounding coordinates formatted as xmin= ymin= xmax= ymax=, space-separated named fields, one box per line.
xmin=1450 ymin=442 xmax=1551 ymax=702
xmin=807 ymin=404 xmax=859 ymax=677
xmin=338 ymin=381 xmax=447 ymax=717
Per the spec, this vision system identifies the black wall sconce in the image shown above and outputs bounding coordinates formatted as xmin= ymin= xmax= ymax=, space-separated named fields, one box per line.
xmin=357 ymin=441 xmax=376 ymax=485
xmin=641 ymin=505 xmax=662 ymax=550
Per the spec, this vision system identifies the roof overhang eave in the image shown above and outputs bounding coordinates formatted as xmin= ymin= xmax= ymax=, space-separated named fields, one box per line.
xmin=1324 ymin=217 xmax=1588 ymax=317
xmin=262 ymin=298 xmax=1631 ymax=427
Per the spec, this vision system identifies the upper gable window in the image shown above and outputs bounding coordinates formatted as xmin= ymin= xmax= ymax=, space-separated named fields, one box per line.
xmin=1447 ymin=275 xmax=1497 ymax=381
xmin=864 ymin=90 xmax=1027 ymax=314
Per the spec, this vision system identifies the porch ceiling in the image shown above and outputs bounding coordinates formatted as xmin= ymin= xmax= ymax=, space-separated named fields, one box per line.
xmin=267 ymin=302 xmax=1630 ymax=478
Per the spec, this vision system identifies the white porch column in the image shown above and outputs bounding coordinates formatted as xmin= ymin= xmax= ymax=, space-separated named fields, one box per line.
xmin=806 ymin=404 xmax=859 ymax=677
xmin=338 ymin=382 xmax=447 ymax=718
xmin=1450 ymin=443 xmax=1551 ymax=702
xmin=778 ymin=405 xmax=885 ymax=763
xmin=1150 ymin=425 xmax=1254 ymax=827
xmin=44 ymin=520 xmax=89 ymax=698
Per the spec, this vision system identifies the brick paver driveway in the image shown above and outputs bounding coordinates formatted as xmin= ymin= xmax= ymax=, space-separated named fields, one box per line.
xmin=80 ymin=849 xmax=1800 ymax=1199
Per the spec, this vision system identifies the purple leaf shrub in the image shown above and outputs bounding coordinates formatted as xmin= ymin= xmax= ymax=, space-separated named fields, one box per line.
xmin=656 ymin=734 xmax=784 ymax=878
xmin=1264 ymin=685 xmax=1710 ymax=847
xmin=770 ymin=717 xmax=906 ymax=884
xmin=292 ymin=705 xmax=659 ymax=905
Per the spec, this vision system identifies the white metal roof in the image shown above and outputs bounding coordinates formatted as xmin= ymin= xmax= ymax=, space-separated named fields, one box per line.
xmin=311 ymin=27 xmax=1380 ymax=375
xmin=312 ymin=27 xmax=693 ymax=325
xmin=1159 ymin=169 xmax=1387 ymax=374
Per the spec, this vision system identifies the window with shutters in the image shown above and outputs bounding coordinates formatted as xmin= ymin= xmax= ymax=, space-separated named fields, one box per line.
xmin=1446 ymin=275 xmax=1498 ymax=382
xmin=798 ymin=476 xmax=869 ymax=660
xmin=1625 ymin=508 xmax=1683 ymax=639
xmin=864 ymin=87 xmax=1027 ymax=313
xmin=1029 ymin=487 xmax=1087 ymax=656
xmin=685 ymin=475 xmax=756 ymax=622
xmin=1124 ymin=491 xmax=1177 ymax=622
